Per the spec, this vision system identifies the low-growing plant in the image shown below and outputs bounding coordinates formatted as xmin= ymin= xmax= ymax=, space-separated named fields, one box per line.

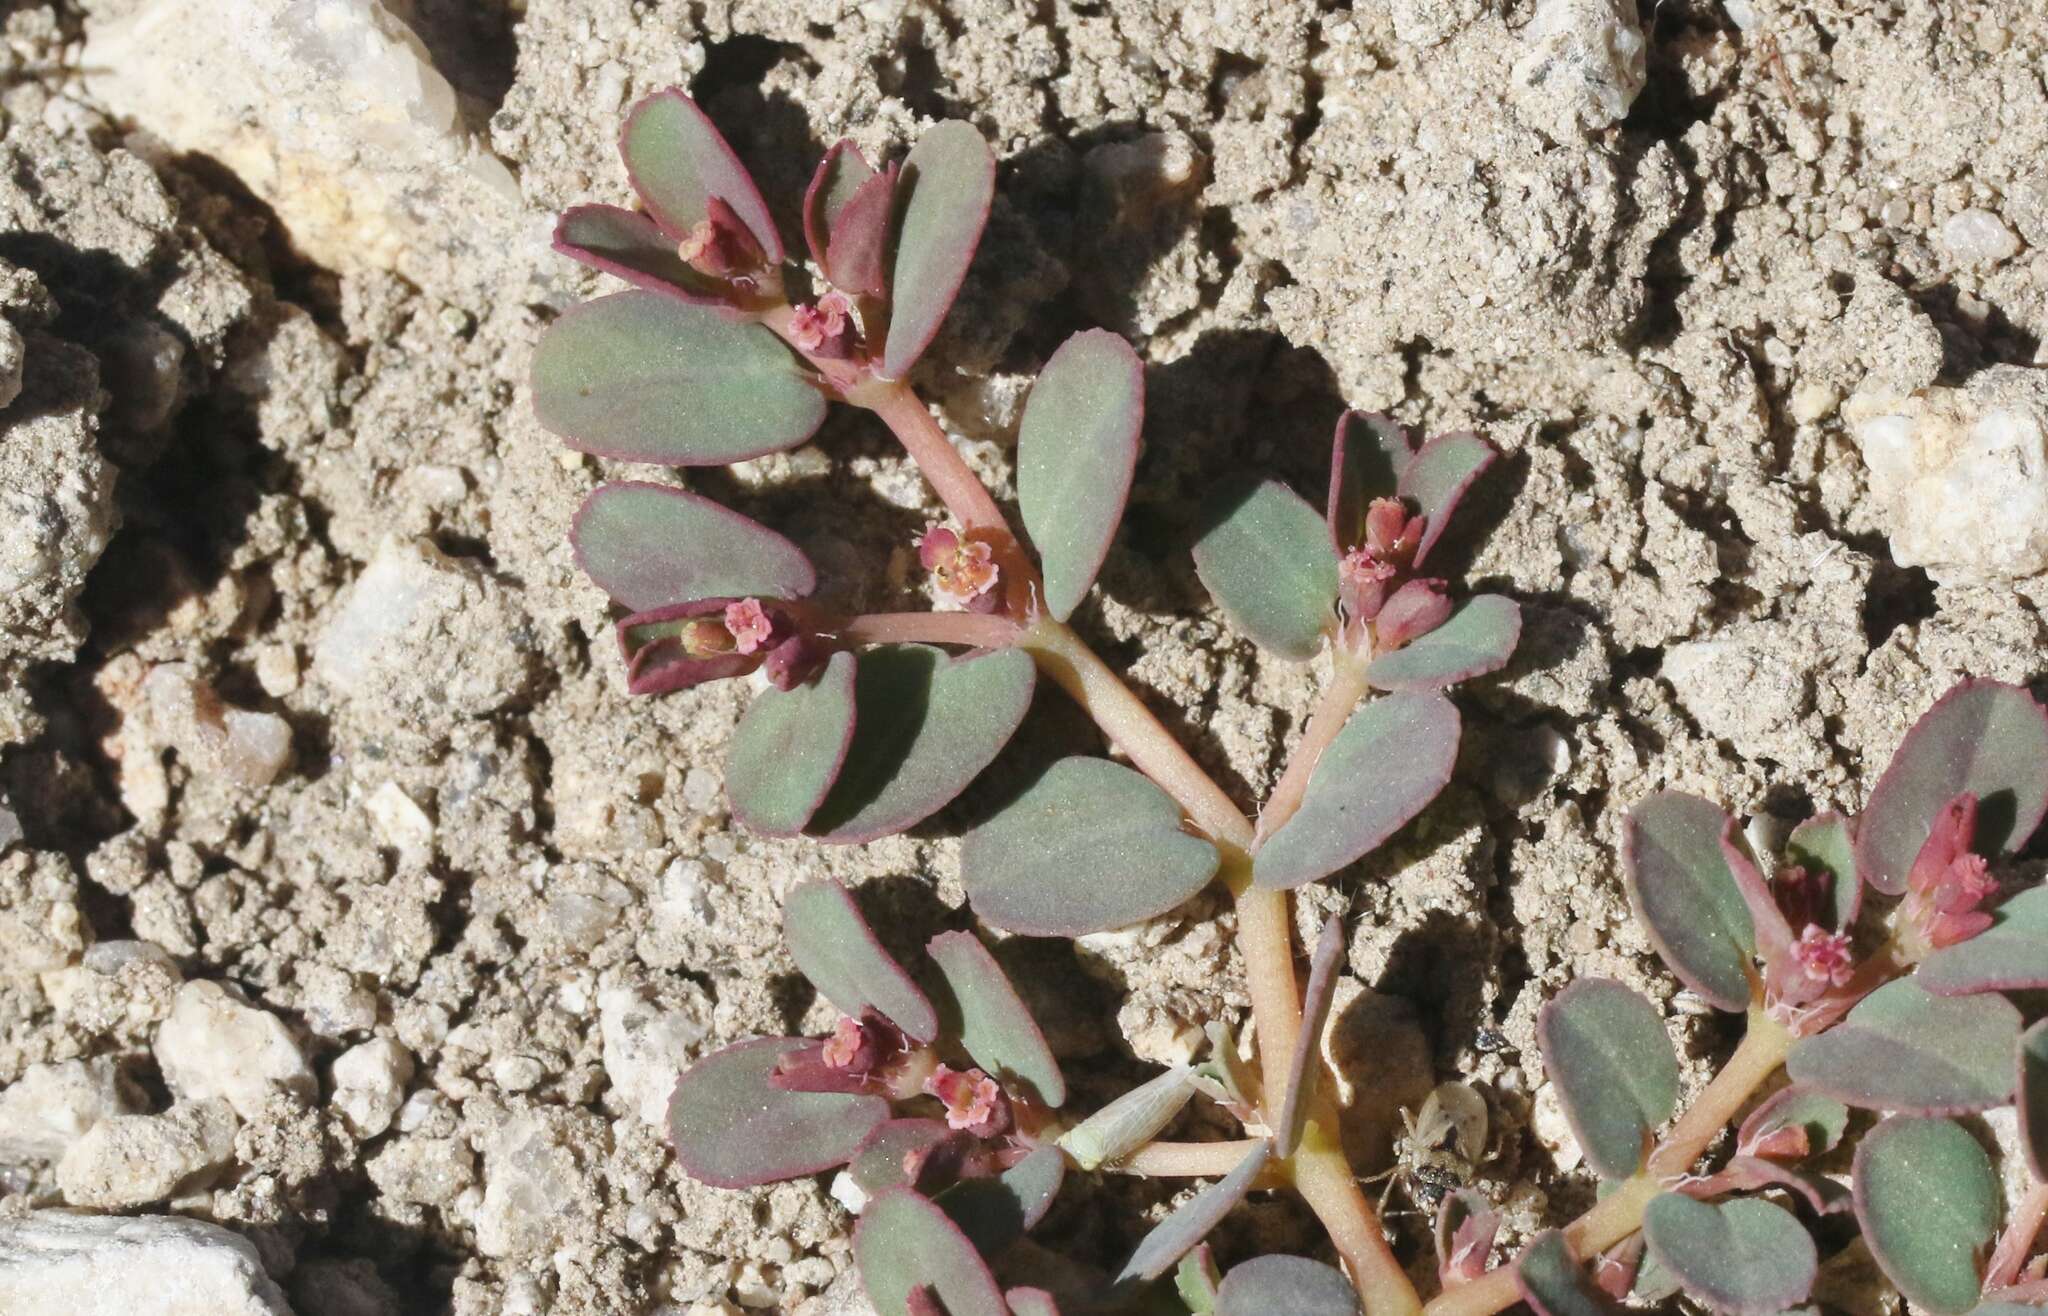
xmin=530 ymin=91 xmax=2048 ymax=1316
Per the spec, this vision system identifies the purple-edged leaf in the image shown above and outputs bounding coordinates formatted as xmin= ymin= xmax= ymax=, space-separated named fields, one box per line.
xmin=1177 ymin=1245 xmax=1223 ymax=1313
xmin=1192 ymin=479 xmax=1339 ymax=661
xmin=1738 ymin=1086 xmax=1850 ymax=1160
xmin=961 ymin=757 xmax=1218 ymax=936
xmin=1216 ymin=1255 xmax=1361 ymax=1316
xmin=1921 ymin=887 xmax=2048 ymax=995
xmin=826 ymin=166 xmax=896 ymax=300
xmin=2021 ymin=1019 xmax=2048 ymax=1180
xmin=1783 ymin=812 xmax=1862 ymax=933
xmin=1857 ymin=680 xmax=2048 ymax=895
xmin=728 ymin=652 xmax=859 ymax=836
xmin=1327 ymin=411 xmax=1407 ymax=551
xmin=554 ymin=205 xmax=726 ymax=303
xmin=926 ymin=931 xmax=1065 ymax=1107
xmin=850 ymin=1119 xmax=971 ymax=1196
xmin=856 ymin=1187 xmax=1009 ymax=1316
xmin=783 ymin=879 xmax=939 ymax=1042
xmin=619 ymin=599 xmax=757 ymax=695
xmin=1274 ymin=916 xmax=1345 ymax=1158
xmin=1622 ymin=792 xmax=1757 ymax=1012
xmin=936 ymin=1144 xmax=1065 ymax=1255
xmin=1253 ymin=690 xmax=1459 ymax=890
xmin=880 ymin=120 xmax=995 ymax=378
xmin=808 ymin=645 xmax=1035 ymax=843
xmin=1687 ymin=1155 xmax=1850 ymax=1216
xmin=803 ymin=141 xmax=876 ymax=272
xmin=666 ymin=1037 xmax=888 ymax=1188
xmin=1005 ymin=1289 xmax=1062 ymax=1316
xmin=1435 ymin=1189 xmax=1501 ymax=1285
xmin=1641 ymin=1193 xmax=1817 ymax=1316
xmin=1398 ymin=432 xmax=1496 ymax=568
xmin=532 ymin=291 xmax=826 ymax=465
xmin=1786 ymin=977 xmax=2020 ymax=1113
xmin=1114 ymin=1141 xmax=1272 ymax=1285
xmin=619 ymin=89 xmax=781 ymax=259
xmin=1517 ymin=1230 xmax=1622 ymax=1316
xmin=1364 ymin=594 xmax=1522 ymax=691
xmin=1854 ymin=1116 xmax=2000 ymax=1315
xmin=1538 ymin=980 xmax=1678 ymax=1181
xmin=1057 ymin=1067 xmax=1195 ymax=1170
xmin=1016 ymin=330 xmax=1145 ymax=622
xmin=573 ymin=481 xmax=815 ymax=610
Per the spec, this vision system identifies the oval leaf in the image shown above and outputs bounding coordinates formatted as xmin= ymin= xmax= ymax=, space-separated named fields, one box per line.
xmin=554 ymin=205 xmax=726 ymax=303
xmin=961 ymin=757 xmax=1218 ymax=936
xmin=667 ymin=1037 xmax=888 ymax=1187
xmin=1854 ymin=1116 xmax=2000 ymax=1316
xmin=1641 ymin=1193 xmax=1817 ymax=1316
xmin=1253 ymin=690 xmax=1459 ymax=890
xmin=533 ymin=291 xmax=826 ymax=465
xmin=808 ymin=645 xmax=1036 ymax=843
xmin=856 ymin=1187 xmax=1009 ymax=1316
xmin=1216 ymin=1255 xmax=1361 ymax=1316
xmin=573 ymin=481 xmax=816 ymax=611
xmin=728 ymin=652 xmax=859 ymax=836
xmin=850 ymin=1118 xmax=967 ymax=1195
xmin=1920 ymin=887 xmax=2048 ymax=995
xmin=804 ymin=139 xmax=877 ymax=273
xmin=1787 ymin=977 xmax=2020 ymax=1113
xmin=1622 ymin=792 xmax=1757 ymax=1012
xmin=1517 ymin=1230 xmax=1622 ymax=1316
xmin=2021 ymin=1018 xmax=2047 ymax=1180
xmin=1783 ymin=812 xmax=1862 ymax=932
xmin=1738 ymin=1085 xmax=1850 ymax=1160
xmin=1365 ymin=594 xmax=1522 ymax=691
xmin=1192 ymin=479 xmax=1339 ymax=660
xmin=1538 ymin=979 xmax=1679 ymax=1181
xmin=1114 ymin=1142 xmax=1273 ymax=1285
xmin=1397 ymin=431 xmax=1496 ymax=568
xmin=881 ymin=120 xmax=995 ymax=378
xmin=926 ymin=931 xmax=1065 ymax=1107
xmin=1017 ymin=330 xmax=1145 ymax=622
xmin=936 ymin=1143 xmax=1065 ymax=1255
xmin=783 ymin=879 xmax=938 ymax=1042
xmin=1857 ymin=680 xmax=2048 ymax=895
xmin=619 ymin=90 xmax=781 ymax=259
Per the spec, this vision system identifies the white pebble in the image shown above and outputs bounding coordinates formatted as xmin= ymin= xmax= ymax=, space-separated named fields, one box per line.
xmin=155 ymin=980 xmax=315 ymax=1120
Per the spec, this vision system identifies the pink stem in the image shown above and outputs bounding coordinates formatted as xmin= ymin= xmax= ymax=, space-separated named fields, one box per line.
xmin=837 ymin=611 xmax=1022 ymax=649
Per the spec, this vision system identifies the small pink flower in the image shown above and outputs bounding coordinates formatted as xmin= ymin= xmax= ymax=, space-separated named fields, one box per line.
xmin=723 ymin=598 xmax=775 ymax=654
xmin=676 ymin=197 xmax=766 ymax=278
xmin=822 ymin=1017 xmax=868 ymax=1070
xmin=1790 ymin=924 xmax=1855 ymax=989
xmin=917 ymin=525 xmax=1000 ymax=607
xmin=924 ymin=1064 xmax=1011 ymax=1137
xmin=788 ymin=292 xmax=855 ymax=357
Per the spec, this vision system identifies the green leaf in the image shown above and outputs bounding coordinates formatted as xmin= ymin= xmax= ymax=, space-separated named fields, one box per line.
xmin=1622 ymin=792 xmax=1757 ymax=1012
xmin=782 ymin=879 xmax=938 ymax=1042
xmin=1786 ymin=977 xmax=2020 ymax=1113
xmin=960 ymin=757 xmax=1218 ymax=935
xmin=1515 ymin=1230 xmax=1621 ymax=1316
xmin=1641 ymin=1193 xmax=1817 ymax=1316
xmin=1057 ymin=1067 xmax=1194 ymax=1171
xmin=1215 ymin=1256 xmax=1361 ymax=1316
xmin=936 ymin=1143 xmax=1065 ymax=1255
xmin=619 ymin=90 xmax=781 ymax=259
xmin=1857 ymin=679 xmax=2048 ymax=895
xmin=1364 ymin=594 xmax=1522 ymax=691
xmin=1273 ymin=916 xmax=1345 ymax=1158
xmin=1253 ymin=690 xmax=1459 ymax=890
xmin=855 ymin=1187 xmax=1009 ymax=1316
xmin=1191 ymin=480 xmax=1339 ymax=660
xmin=803 ymin=140 xmax=878 ymax=281
xmin=1853 ymin=1116 xmax=2000 ymax=1316
xmin=1397 ymin=431 xmax=1496 ymax=567
xmin=1782 ymin=812 xmax=1861 ymax=932
xmin=1738 ymin=1085 xmax=1850 ymax=1159
xmin=666 ymin=1037 xmax=888 ymax=1187
xmin=573 ymin=481 xmax=816 ymax=611
xmin=926 ymin=931 xmax=1065 ymax=1107
xmin=881 ymin=121 xmax=995 ymax=378
xmin=1326 ymin=411 xmax=1406 ymax=551
xmin=554 ymin=205 xmax=726 ymax=303
xmin=808 ymin=645 xmax=1035 ymax=843
xmin=1920 ymin=887 xmax=2048 ymax=995
xmin=849 ymin=1118 xmax=962 ymax=1195
xmin=1115 ymin=1142 xmax=1272 ymax=1285
xmin=1537 ymin=979 xmax=1679 ymax=1180
xmin=728 ymin=652 xmax=859 ymax=836
xmin=1017 ymin=329 xmax=1145 ymax=622
xmin=532 ymin=291 xmax=826 ymax=466
xmin=2021 ymin=1018 xmax=2047 ymax=1180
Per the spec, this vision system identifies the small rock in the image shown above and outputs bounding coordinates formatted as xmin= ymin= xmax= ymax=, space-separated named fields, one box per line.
xmin=56 ymin=1099 xmax=238 ymax=1208
xmin=0 ymin=1059 xmax=140 ymax=1163
xmin=0 ymin=850 xmax=85 ymax=977
xmin=296 ymin=964 xmax=377 ymax=1039
xmin=331 ymin=1038 xmax=413 ymax=1138
xmin=364 ymin=782 xmax=434 ymax=865
xmin=0 ymin=798 xmax=19 ymax=852
xmin=1847 ymin=365 xmax=2048 ymax=583
xmin=0 ymin=319 xmax=21 ymax=411
xmin=142 ymin=663 xmax=292 ymax=787
xmin=1940 ymin=208 xmax=2021 ymax=265
xmin=599 ymin=986 xmax=706 ymax=1126
xmin=0 ymin=1211 xmax=292 ymax=1316
xmin=155 ymin=980 xmax=316 ymax=1120
xmin=1510 ymin=0 xmax=1647 ymax=141
xmin=364 ymin=1134 xmax=474 ymax=1207
xmin=475 ymin=1112 xmax=581 ymax=1258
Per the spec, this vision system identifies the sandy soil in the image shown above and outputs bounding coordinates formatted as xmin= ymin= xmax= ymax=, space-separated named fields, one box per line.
xmin=1 ymin=0 xmax=2046 ymax=1312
